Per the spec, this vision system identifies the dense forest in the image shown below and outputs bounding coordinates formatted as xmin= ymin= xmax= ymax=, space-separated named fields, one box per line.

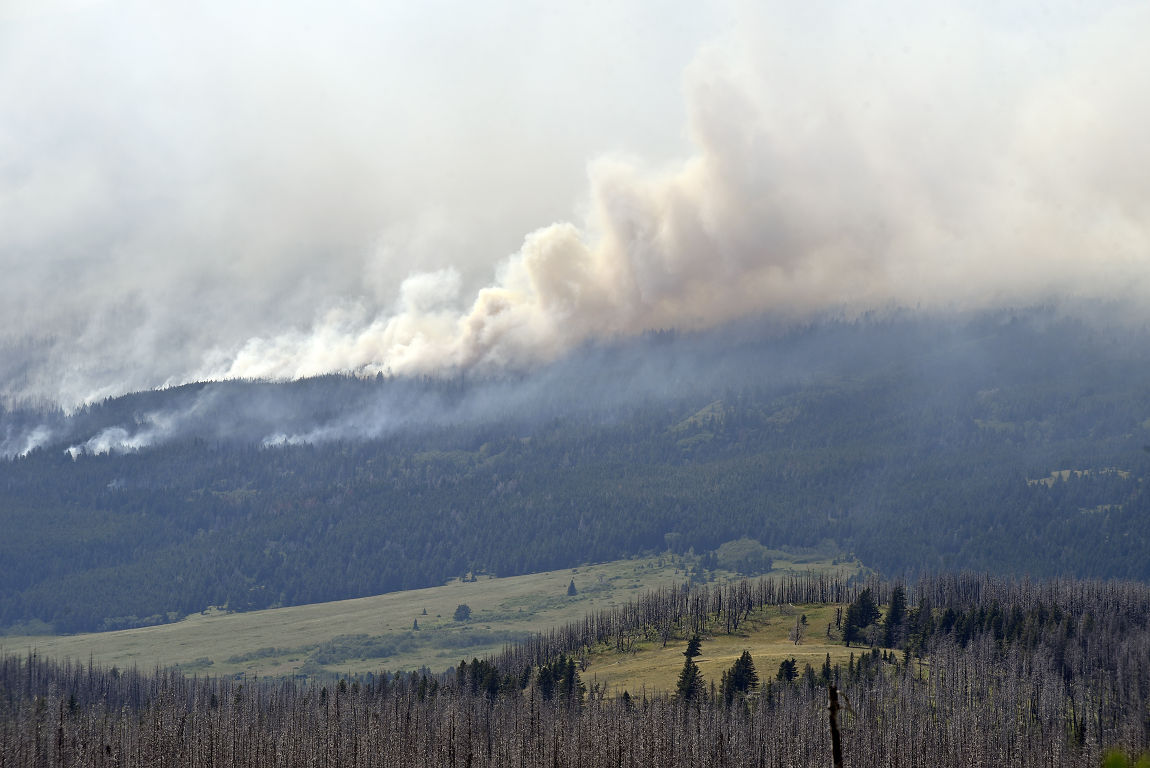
xmin=3 ymin=307 xmax=1150 ymax=634
xmin=3 ymin=572 xmax=1148 ymax=766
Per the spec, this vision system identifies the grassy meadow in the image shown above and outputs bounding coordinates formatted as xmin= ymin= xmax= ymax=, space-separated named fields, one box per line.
xmin=3 ymin=548 xmax=865 ymax=683
xmin=584 ymin=602 xmax=859 ymax=696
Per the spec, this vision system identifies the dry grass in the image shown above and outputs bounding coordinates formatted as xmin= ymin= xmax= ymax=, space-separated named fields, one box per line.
xmin=585 ymin=603 xmax=859 ymax=696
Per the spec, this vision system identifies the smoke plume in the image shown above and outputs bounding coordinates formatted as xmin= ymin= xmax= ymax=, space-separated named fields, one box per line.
xmin=210 ymin=2 xmax=1150 ymax=382
xmin=2 ymin=2 xmax=1148 ymax=405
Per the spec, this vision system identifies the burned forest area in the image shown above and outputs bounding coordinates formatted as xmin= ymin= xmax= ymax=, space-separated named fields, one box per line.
xmin=3 ymin=573 xmax=1150 ymax=767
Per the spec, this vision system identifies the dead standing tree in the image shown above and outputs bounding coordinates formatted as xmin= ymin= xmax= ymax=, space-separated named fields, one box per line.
xmin=828 ymin=685 xmax=844 ymax=768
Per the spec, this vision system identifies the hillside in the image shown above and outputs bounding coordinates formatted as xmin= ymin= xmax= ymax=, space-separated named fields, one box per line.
xmin=2 ymin=550 xmax=859 ymax=679
xmin=3 ymin=308 xmax=1150 ymax=635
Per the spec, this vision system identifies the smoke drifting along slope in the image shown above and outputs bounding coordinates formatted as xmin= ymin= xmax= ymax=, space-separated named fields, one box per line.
xmin=2 ymin=3 xmax=1148 ymax=406
xmin=211 ymin=2 xmax=1150 ymax=382
xmin=4 ymin=305 xmax=1145 ymax=460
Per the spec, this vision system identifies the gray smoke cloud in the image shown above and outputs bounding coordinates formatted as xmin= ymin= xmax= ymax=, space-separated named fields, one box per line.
xmin=0 ymin=424 xmax=53 ymax=458
xmin=2 ymin=1 xmax=1148 ymax=406
xmin=214 ymin=1 xmax=1150 ymax=381
xmin=62 ymin=392 xmax=210 ymax=458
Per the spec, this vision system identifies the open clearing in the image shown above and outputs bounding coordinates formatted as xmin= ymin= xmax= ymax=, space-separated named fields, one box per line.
xmin=4 ymin=549 xmax=864 ymax=681
xmin=584 ymin=602 xmax=860 ymax=696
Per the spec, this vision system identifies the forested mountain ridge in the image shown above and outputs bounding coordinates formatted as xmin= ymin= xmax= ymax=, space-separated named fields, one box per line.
xmin=2 ymin=307 xmax=1150 ymax=634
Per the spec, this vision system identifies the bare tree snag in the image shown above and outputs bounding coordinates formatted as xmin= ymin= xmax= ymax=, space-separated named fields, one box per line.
xmin=828 ymin=685 xmax=844 ymax=768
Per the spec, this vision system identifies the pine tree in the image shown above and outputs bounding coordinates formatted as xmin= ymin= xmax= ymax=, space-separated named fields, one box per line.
xmin=776 ymin=657 xmax=798 ymax=682
xmin=720 ymin=669 xmax=734 ymax=705
xmin=845 ymin=587 xmax=880 ymax=646
xmin=855 ymin=587 xmax=880 ymax=624
xmin=735 ymin=650 xmax=758 ymax=689
xmin=683 ymin=634 xmax=702 ymax=658
xmin=536 ymin=665 xmax=555 ymax=701
xmin=721 ymin=650 xmax=760 ymax=703
xmin=843 ymin=608 xmax=859 ymax=647
xmin=883 ymin=584 xmax=907 ymax=648
xmin=559 ymin=656 xmax=585 ymax=703
xmin=676 ymin=657 xmax=704 ymax=702
xmin=567 ymin=579 xmax=577 ymax=596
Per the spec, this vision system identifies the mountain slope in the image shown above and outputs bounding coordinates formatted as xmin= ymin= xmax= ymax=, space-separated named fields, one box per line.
xmin=2 ymin=307 xmax=1150 ymax=634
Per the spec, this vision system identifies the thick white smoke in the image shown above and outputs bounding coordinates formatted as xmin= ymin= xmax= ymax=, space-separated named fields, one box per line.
xmin=215 ymin=1 xmax=1150 ymax=382
xmin=2 ymin=2 xmax=1148 ymax=404
xmin=0 ymin=1 xmax=717 ymax=406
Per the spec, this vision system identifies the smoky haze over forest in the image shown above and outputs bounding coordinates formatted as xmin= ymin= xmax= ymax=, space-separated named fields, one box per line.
xmin=2 ymin=2 xmax=1149 ymax=408
xmin=4 ymin=311 xmax=924 ymax=457
xmin=1 ymin=305 xmax=1146 ymax=460
xmin=4 ymin=305 xmax=1150 ymax=636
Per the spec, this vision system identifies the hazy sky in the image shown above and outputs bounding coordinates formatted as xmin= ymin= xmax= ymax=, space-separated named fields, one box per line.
xmin=2 ymin=0 xmax=1147 ymax=406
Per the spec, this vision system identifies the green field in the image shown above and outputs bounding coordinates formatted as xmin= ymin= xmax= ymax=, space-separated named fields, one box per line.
xmin=3 ymin=548 xmax=864 ymax=681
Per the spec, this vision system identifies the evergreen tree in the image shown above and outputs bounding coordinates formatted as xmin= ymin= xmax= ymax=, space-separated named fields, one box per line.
xmin=883 ymin=584 xmax=907 ymax=648
xmin=536 ymin=666 xmax=555 ymax=701
xmin=844 ymin=587 xmax=880 ymax=646
xmin=720 ymin=650 xmax=759 ymax=704
xmin=776 ymin=657 xmax=798 ymax=682
xmin=683 ymin=634 xmax=702 ymax=658
xmin=676 ymin=657 xmax=704 ymax=702
xmin=560 ymin=656 xmax=585 ymax=703
xmin=720 ymin=669 xmax=733 ymax=704
xmin=855 ymin=587 xmax=880 ymax=624
xmin=483 ymin=668 xmax=500 ymax=699
xmin=567 ymin=578 xmax=577 ymax=596
xmin=843 ymin=609 xmax=859 ymax=647
xmin=905 ymin=598 xmax=935 ymax=657
xmin=735 ymin=650 xmax=758 ymax=688
xmin=467 ymin=657 xmax=483 ymax=694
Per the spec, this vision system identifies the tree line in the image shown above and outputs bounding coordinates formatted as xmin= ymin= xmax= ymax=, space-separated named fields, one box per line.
xmin=3 ymin=571 xmax=1148 ymax=766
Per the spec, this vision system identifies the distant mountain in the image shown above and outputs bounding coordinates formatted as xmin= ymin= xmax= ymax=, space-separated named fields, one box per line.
xmin=2 ymin=306 xmax=1149 ymax=634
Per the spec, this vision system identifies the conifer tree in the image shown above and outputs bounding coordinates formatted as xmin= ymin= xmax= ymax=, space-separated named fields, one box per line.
xmin=844 ymin=587 xmax=880 ymax=646
xmin=536 ymin=665 xmax=555 ymax=701
xmin=676 ymin=657 xmax=704 ymax=702
xmin=735 ymin=650 xmax=759 ymax=689
xmin=720 ymin=650 xmax=759 ymax=704
xmin=776 ymin=657 xmax=798 ymax=682
xmin=884 ymin=584 xmax=907 ymax=648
